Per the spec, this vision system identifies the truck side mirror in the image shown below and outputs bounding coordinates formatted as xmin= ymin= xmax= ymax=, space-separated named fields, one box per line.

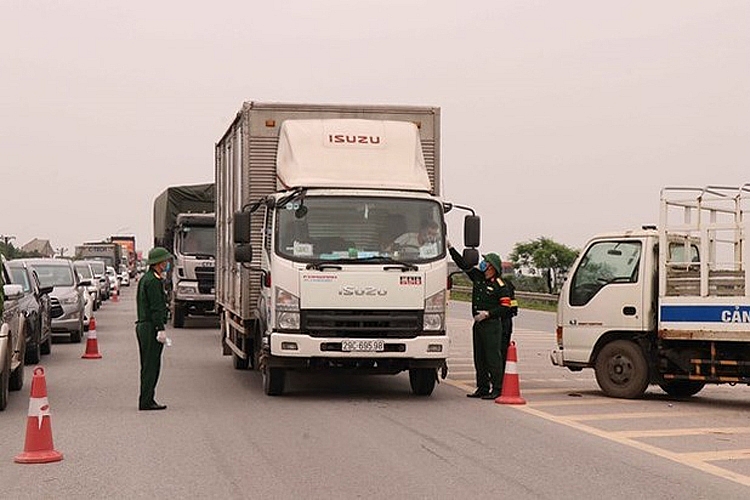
xmin=464 ymin=215 xmax=480 ymax=248
xmin=462 ymin=248 xmax=479 ymax=267
xmin=235 ymin=244 xmax=253 ymax=263
xmin=234 ymin=211 xmax=251 ymax=244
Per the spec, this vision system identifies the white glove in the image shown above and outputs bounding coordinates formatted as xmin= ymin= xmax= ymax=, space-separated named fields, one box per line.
xmin=156 ymin=330 xmax=167 ymax=344
xmin=473 ymin=311 xmax=489 ymax=322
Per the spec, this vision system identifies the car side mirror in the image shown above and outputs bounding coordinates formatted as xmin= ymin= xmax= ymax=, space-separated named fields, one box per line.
xmin=464 ymin=215 xmax=480 ymax=248
xmin=463 ymin=248 xmax=480 ymax=267
xmin=3 ymin=284 xmax=24 ymax=301
xmin=234 ymin=211 xmax=251 ymax=244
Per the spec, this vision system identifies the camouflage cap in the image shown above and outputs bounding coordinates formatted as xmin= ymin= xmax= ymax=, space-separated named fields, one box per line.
xmin=483 ymin=253 xmax=502 ymax=274
xmin=147 ymin=247 xmax=173 ymax=265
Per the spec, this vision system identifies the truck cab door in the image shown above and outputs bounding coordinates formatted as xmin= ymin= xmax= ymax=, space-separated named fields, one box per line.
xmin=559 ymin=239 xmax=646 ymax=364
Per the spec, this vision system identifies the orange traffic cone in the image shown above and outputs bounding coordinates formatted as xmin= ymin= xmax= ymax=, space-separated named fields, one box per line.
xmin=82 ymin=317 xmax=102 ymax=359
xmin=495 ymin=341 xmax=526 ymax=405
xmin=111 ymin=290 xmax=119 ymax=303
xmin=15 ymin=367 xmax=63 ymax=464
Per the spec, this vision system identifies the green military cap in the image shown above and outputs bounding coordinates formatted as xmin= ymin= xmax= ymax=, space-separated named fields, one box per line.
xmin=147 ymin=247 xmax=173 ymax=265
xmin=483 ymin=253 xmax=503 ymax=274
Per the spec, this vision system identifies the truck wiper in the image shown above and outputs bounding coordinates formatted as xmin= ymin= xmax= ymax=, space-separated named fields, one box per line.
xmin=305 ymin=260 xmax=346 ymax=271
xmin=356 ymin=256 xmax=418 ymax=272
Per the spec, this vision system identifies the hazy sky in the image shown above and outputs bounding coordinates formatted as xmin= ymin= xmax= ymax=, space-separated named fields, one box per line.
xmin=2 ymin=1 xmax=748 ymax=259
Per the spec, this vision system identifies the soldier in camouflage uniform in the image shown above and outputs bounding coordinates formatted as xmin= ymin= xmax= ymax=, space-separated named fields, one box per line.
xmin=136 ymin=247 xmax=172 ymax=411
xmin=449 ymin=245 xmax=516 ymax=399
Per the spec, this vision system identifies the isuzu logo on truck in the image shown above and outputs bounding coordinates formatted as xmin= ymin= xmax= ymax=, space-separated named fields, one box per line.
xmin=339 ymin=286 xmax=387 ymax=296
xmin=328 ymin=134 xmax=381 ymax=145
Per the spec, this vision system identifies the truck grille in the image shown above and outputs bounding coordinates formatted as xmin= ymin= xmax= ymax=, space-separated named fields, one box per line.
xmin=195 ymin=267 xmax=215 ymax=294
xmin=301 ymin=310 xmax=422 ymax=338
xmin=50 ymin=298 xmax=64 ymax=319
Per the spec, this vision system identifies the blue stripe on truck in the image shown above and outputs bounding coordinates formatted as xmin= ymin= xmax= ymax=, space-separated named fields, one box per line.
xmin=660 ymin=305 xmax=750 ymax=323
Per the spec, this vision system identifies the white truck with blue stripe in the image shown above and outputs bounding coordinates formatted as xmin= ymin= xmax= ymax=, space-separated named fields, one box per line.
xmin=551 ymin=185 xmax=750 ymax=398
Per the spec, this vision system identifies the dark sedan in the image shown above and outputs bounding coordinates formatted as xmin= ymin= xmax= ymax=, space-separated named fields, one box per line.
xmin=5 ymin=260 xmax=53 ymax=364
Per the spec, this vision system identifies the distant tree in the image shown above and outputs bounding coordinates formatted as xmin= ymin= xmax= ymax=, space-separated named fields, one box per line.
xmin=0 ymin=242 xmax=42 ymax=259
xmin=508 ymin=237 xmax=579 ymax=293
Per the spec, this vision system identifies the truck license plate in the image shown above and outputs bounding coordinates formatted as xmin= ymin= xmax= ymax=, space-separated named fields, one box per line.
xmin=341 ymin=339 xmax=385 ymax=352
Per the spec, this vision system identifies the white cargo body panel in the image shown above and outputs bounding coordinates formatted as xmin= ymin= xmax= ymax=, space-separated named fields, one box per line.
xmin=215 ymin=102 xmax=441 ymax=321
xmin=658 ymin=185 xmax=750 ymax=341
xmin=277 ymin=119 xmax=431 ymax=192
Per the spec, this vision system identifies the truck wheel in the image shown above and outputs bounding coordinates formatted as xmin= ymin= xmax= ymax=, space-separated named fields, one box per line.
xmin=262 ymin=366 xmax=285 ymax=396
xmin=173 ymin=304 xmax=186 ymax=328
xmin=9 ymin=354 xmax=24 ymax=392
xmin=658 ymin=380 xmax=705 ymax=398
xmin=594 ymin=340 xmax=649 ymax=399
xmin=409 ymin=368 xmax=437 ymax=396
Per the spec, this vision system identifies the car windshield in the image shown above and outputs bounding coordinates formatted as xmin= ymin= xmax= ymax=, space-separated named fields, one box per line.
xmin=33 ymin=264 xmax=75 ymax=287
xmin=89 ymin=261 xmax=106 ymax=276
xmin=179 ymin=226 xmax=216 ymax=257
xmin=275 ymin=195 xmax=445 ymax=263
xmin=75 ymin=263 xmax=93 ymax=279
xmin=8 ymin=266 xmax=31 ymax=292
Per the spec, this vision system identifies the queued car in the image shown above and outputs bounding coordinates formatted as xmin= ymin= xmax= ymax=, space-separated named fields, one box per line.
xmin=1 ymin=263 xmax=26 ymax=410
xmin=89 ymin=259 xmax=110 ymax=302
xmin=74 ymin=260 xmax=102 ymax=311
xmin=106 ymin=266 xmax=119 ymax=297
xmin=4 ymin=259 xmax=53 ymax=364
xmin=118 ymin=264 xmax=130 ymax=287
xmin=26 ymin=259 xmax=88 ymax=343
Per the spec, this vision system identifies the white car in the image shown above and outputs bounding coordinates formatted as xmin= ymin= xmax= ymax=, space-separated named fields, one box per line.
xmin=105 ymin=266 xmax=119 ymax=296
xmin=118 ymin=264 xmax=130 ymax=287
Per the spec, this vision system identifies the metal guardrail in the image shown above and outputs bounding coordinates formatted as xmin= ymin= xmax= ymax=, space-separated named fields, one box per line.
xmin=451 ymin=286 xmax=559 ymax=305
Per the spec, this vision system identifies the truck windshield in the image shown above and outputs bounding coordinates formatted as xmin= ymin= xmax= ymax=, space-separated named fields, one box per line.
xmin=180 ymin=226 xmax=216 ymax=257
xmin=275 ymin=196 xmax=445 ymax=263
xmin=569 ymin=241 xmax=642 ymax=306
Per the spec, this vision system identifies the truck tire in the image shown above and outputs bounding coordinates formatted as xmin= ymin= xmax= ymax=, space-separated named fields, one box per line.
xmin=409 ymin=368 xmax=437 ymax=396
xmin=173 ymin=304 xmax=186 ymax=328
xmin=658 ymin=380 xmax=705 ymax=398
xmin=262 ymin=366 xmax=285 ymax=396
xmin=594 ymin=340 xmax=649 ymax=399
xmin=25 ymin=340 xmax=41 ymax=365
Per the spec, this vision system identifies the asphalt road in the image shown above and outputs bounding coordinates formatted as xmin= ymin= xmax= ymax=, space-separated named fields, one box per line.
xmin=2 ymin=289 xmax=750 ymax=499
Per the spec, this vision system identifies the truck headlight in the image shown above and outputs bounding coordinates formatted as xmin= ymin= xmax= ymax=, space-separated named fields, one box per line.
xmin=423 ymin=290 xmax=445 ymax=332
xmin=177 ymin=283 xmax=199 ymax=295
xmin=276 ymin=287 xmax=300 ymax=330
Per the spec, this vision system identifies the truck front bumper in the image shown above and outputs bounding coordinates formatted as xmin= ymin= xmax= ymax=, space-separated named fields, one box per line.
xmin=270 ymin=333 xmax=449 ymax=360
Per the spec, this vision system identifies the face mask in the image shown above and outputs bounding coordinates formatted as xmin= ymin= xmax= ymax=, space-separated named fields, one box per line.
xmin=478 ymin=260 xmax=488 ymax=272
xmin=165 ymin=262 xmax=172 ymax=273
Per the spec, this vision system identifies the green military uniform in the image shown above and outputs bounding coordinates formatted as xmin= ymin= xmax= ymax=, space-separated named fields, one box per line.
xmin=136 ymin=249 xmax=171 ymax=409
xmin=450 ymin=248 xmax=515 ymax=397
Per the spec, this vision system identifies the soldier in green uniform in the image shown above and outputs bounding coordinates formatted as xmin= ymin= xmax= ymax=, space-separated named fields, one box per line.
xmin=449 ymin=244 xmax=515 ymax=399
xmin=136 ymin=247 xmax=172 ymax=411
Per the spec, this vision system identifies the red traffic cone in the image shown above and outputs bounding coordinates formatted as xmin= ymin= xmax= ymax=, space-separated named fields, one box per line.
xmin=82 ymin=317 xmax=102 ymax=359
xmin=111 ymin=290 xmax=119 ymax=302
xmin=15 ymin=367 xmax=63 ymax=464
xmin=495 ymin=341 xmax=526 ymax=405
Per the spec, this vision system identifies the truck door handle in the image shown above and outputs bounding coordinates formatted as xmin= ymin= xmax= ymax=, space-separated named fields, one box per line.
xmin=623 ymin=306 xmax=636 ymax=316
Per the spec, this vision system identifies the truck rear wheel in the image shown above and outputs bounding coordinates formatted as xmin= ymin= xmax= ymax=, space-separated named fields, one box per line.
xmin=658 ymin=380 xmax=705 ymax=398
xmin=409 ymin=368 xmax=436 ymax=396
xmin=594 ymin=340 xmax=649 ymax=399
xmin=262 ymin=366 xmax=285 ymax=396
xmin=9 ymin=355 xmax=24 ymax=392
xmin=173 ymin=304 xmax=185 ymax=328
xmin=0 ymin=353 xmax=9 ymax=411
xmin=232 ymin=352 xmax=249 ymax=370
